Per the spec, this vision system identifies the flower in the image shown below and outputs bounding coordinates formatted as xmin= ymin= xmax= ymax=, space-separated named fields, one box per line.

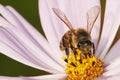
xmin=0 ymin=0 xmax=120 ymax=80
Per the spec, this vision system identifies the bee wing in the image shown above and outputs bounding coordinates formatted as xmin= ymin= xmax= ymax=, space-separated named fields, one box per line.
xmin=87 ymin=6 xmax=100 ymax=33
xmin=52 ymin=8 xmax=75 ymax=34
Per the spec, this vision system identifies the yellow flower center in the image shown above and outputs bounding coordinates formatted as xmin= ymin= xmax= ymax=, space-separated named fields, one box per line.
xmin=62 ymin=49 xmax=104 ymax=80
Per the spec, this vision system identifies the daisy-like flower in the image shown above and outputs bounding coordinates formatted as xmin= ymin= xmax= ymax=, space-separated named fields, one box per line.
xmin=0 ymin=0 xmax=120 ymax=80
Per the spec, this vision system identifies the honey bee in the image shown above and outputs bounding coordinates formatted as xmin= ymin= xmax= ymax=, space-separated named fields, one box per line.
xmin=53 ymin=6 xmax=100 ymax=58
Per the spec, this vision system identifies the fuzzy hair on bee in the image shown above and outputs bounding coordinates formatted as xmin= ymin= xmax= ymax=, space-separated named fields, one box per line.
xmin=52 ymin=6 xmax=100 ymax=57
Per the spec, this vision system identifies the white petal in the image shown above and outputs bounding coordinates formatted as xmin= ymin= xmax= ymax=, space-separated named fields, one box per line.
xmin=5 ymin=6 xmax=65 ymax=68
xmin=5 ymin=6 xmax=54 ymax=58
xmin=103 ymin=53 xmax=120 ymax=77
xmin=104 ymin=39 xmax=120 ymax=66
xmin=96 ymin=0 xmax=120 ymax=59
xmin=0 ymin=27 xmax=64 ymax=74
xmin=98 ymin=75 xmax=120 ymax=80
xmin=0 ymin=74 xmax=66 ymax=80
xmin=39 ymin=0 xmax=65 ymax=58
xmin=103 ymin=66 xmax=120 ymax=77
xmin=0 ymin=7 xmax=64 ymax=73
xmin=105 ymin=57 xmax=120 ymax=71
xmin=107 ymin=77 xmax=120 ymax=80
xmin=0 ymin=4 xmax=52 ymax=56
xmin=0 ymin=28 xmax=50 ymax=72
xmin=0 ymin=4 xmax=53 ymax=57
xmin=91 ymin=15 xmax=101 ymax=48
xmin=97 ymin=76 xmax=107 ymax=80
xmin=28 ymin=74 xmax=66 ymax=80
xmin=0 ymin=29 xmax=60 ymax=73
xmin=73 ymin=0 xmax=100 ymax=28
xmin=0 ymin=76 xmax=25 ymax=80
xmin=107 ymin=74 xmax=120 ymax=80
xmin=103 ymin=40 xmax=120 ymax=77
xmin=39 ymin=0 xmax=100 ymax=57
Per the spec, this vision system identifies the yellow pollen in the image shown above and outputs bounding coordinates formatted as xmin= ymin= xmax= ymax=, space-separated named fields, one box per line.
xmin=62 ymin=49 xmax=104 ymax=80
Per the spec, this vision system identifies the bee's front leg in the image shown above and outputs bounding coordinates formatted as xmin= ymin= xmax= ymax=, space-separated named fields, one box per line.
xmin=91 ymin=42 xmax=95 ymax=54
xmin=70 ymin=44 xmax=77 ymax=55
xmin=65 ymin=48 xmax=69 ymax=58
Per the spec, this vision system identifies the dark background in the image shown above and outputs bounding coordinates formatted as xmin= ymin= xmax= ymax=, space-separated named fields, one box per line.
xmin=0 ymin=0 xmax=119 ymax=77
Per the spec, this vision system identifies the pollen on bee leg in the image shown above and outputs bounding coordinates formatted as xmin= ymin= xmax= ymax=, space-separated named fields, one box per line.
xmin=62 ymin=49 xmax=104 ymax=80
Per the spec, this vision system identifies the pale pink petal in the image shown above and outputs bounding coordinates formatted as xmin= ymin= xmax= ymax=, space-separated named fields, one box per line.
xmin=0 ymin=74 xmax=66 ymax=80
xmin=0 ymin=6 xmax=64 ymax=73
xmin=103 ymin=51 xmax=120 ymax=77
xmin=0 ymin=4 xmax=53 ymax=57
xmin=97 ymin=76 xmax=107 ymax=80
xmin=39 ymin=0 xmax=65 ymax=58
xmin=5 ymin=6 xmax=65 ymax=68
xmin=39 ymin=0 xmax=100 ymax=57
xmin=0 ymin=76 xmax=25 ymax=80
xmin=0 ymin=19 xmax=64 ymax=73
xmin=103 ymin=66 xmax=120 ymax=77
xmin=5 ymin=6 xmax=55 ymax=57
xmin=103 ymin=39 xmax=120 ymax=66
xmin=0 ymin=28 xmax=56 ymax=73
xmin=91 ymin=10 xmax=101 ymax=48
xmin=107 ymin=74 xmax=120 ymax=80
xmin=28 ymin=74 xmax=66 ymax=80
xmin=0 ymin=4 xmax=52 ymax=56
xmin=98 ymin=75 xmax=120 ymax=80
xmin=96 ymin=0 xmax=120 ymax=59
xmin=105 ymin=57 xmax=120 ymax=71
xmin=107 ymin=77 xmax=120 ymax=80
xmin=69 ymin=0 xmax=100 ymax=28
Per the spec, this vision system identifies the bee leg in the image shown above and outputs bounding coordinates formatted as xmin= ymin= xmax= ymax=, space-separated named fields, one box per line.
xmin=65 ymin=48 xmax=69 ymax=59
xmin=73 ymin=48 xmax=77 ymax=55
xmin=91 ymin=42 xmax=95 ymax=54
xmin=70 ymin=45 xmax=77 ymax=54
xmin=72 ymin=47 xmax=77 ymax=60
xmin=70 ymin=45 xmax=77 ymax=59
xmin=70 ymin=45 xmax=74 ymax=50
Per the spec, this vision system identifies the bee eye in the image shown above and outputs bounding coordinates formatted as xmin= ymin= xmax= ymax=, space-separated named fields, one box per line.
xmin=77 ymin=40 xmax=92 ymax=48
xmin=85 ymin=40 xmax=92 ymax=46
xmin=77 ymin=41 xmax=85 ymax=47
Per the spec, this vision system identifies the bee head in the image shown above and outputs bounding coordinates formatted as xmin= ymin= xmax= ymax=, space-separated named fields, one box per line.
xmin=74 ymin=29 xmax=91 ymax=48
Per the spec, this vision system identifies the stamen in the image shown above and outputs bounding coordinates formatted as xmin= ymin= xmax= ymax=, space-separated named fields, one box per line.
xmin=62 ymin=49 xmax=104 ymax=80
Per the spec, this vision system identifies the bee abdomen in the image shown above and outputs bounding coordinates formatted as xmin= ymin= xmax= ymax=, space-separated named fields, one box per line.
xmin=62 ymin=31 xmax=73 ymax=47
xmin=60 ymin=41 xmax=65 ymax=51
xmin=59 ymin=31 xmax=73 ymax=51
